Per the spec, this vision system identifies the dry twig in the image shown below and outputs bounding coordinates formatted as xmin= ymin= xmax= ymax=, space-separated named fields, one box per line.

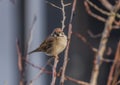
xmin=60 ymin=0 xmax=77 ymax=85
xmin=24 ymin=58 xmax=52 ymax=74
xmin=86 ymin=0 xmax=110 ymax=16
xmin=51 ymin=56 xmax=59 ymax=85
xmin=46 ymin=0 xmax=71 ymax=31
xmin=87 ymin=30 xmax=102 ymax=38
xmin=61 ymin=0 xmax=66 ymax=30
xmin=84 ymin=1 xmax=106 ymax=22
xmin=100 ymin=0 xmax=120 ymax=18
xmin=99 ymin=0 xmax=113 ymax=11
xmin=107 ymin=41 xmax=120 ymax=85
xmin=16 ymin=40 xmax=25 ymax=85
xmin=88 ymin=1 xmax=120 ymax=85
xmin=46 ymin=1 xmax=72 ymax=84
xmin=65 ymin=76 xmax=90 ymax=85
xmin=25 ymin=57 xmax=90 ymax=85
xmin=60 ymin=0 xmax=71 ymax=30
xmin=46 ymin=1 xmax=62 ymax=10
xmin=73 ymin=32 xmax=98 ymax=52
xmin=16 ymin=15 xmax=37 ymax=85
xmin=30 ymin=58 xmax=53 ymax=85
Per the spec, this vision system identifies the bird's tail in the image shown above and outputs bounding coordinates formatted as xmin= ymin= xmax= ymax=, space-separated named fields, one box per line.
xmin=28 ymin=48 xmax=40 ymax=55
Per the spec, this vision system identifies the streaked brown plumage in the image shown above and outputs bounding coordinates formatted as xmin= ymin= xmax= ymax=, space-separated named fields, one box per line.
xmin=28 ymin=28 xmax=67 ymax=57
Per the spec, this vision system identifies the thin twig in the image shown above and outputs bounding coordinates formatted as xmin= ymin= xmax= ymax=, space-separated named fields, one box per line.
xmin=72 ymin=32 xmax=98 ymax=52
xmin=29 ymin=70 xmax=43 ymax=85
xmin=16 ymin=40 xmax=23 ymax=72
xmin=60 ymin=0 xmax=77 ymax=85
xmin=65 ymin=76 xmax=90 ymax=85
xmin=60 ymin=24 xmax=72 ymax=85
xmin=24 ymin=58 xmax=53 ymax=74
xmin=84 ymin=1 xmax=106 ymax=22
xmin=90 ymin=1 xmax=120 ymax=85
xmin=46 ymin=1 xmax=62 ymax=10
xmin=99 ymin=0 xmax=113 ymax=11
xmin=112 ymin=65 xmax=120 ymax=85
xmin=64 ymin=3 xmax=71 ymax=7
xmin=114 ymin=20 xmax=120 ymax=26
xmin=61 ymin=2 xmax=71 ymax=30
xmin=46 ymin=1 xmax=71 ymax=31
xmin=51 ymin=56 xmax=59 ymax=85
xmin=86 ymin=0 xmax=110 ymax=16
xmin=102 ymin=58 xmax=113 ymax=63
xmin=16 ymin=15 xmax=37 ymax=85
xmin=29 ymin=58 xmax=53 ymax=85
xmin=107 ymin=41 xmax=120 ymax=85
xmin=61 ymin=0 xmax=66 ymax=30
xmin=87 ymin=30 xmax=102 ymax=38
xmin=106 ymin=47 xmax=112 ymax=56
xmin=112 ymin=25 xmax=120 ymax=29
xmin=90 ymin=0 xmax=120 ymax=19
xmin=25 ymin=56 xmax=90 ymax=85
xmin=16 ymin=40 xmax=25 ymax=85
xmin=116 ymin=13 xmax=120 ymax=18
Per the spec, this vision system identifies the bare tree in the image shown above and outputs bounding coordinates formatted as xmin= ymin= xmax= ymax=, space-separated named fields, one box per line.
xmin=16 ymin=0 xmax=120 ymax=85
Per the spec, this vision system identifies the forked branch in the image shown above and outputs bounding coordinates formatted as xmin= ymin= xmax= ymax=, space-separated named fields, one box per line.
xmin=60 ymin=0 xmax=77 ymax=85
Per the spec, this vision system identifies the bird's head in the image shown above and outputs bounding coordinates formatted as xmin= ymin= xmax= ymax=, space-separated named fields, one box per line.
xmin=51 ymin=28 xmax=65 ymax=37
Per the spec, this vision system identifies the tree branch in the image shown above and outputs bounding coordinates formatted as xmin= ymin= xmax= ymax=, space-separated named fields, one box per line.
xmin=16 ymin=40 xmax=25 ymax=85
xmin=90 ymin=1 xmax=120 ymax=85
xmin=107 ymin=41 xmax=120 ymax=85
xmin=25 ymin=57 xmax=90 ymax=85
xmin=99 ymin=0 xmax=113 ymax=11
xmin=86 ymin=0 xmax=110 ymax=16
xmin=65 ymin=76 xmax=90 ymax=85
xmin=51 ymin=56 xmax=59 ymax=85
xmin=61 ymin=0 xmax=66 ymax=30
xmin=60 ymin=0 xmax=77 ymax=84
xmin=46 ymin=1 xmax=62 ymax=10
xmin=84 ymin=1 xmax=106 ymax=22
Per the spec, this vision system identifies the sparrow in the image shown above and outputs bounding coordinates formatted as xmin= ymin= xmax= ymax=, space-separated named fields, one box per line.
xmin=28 ymin=28 xmax=67 ymax=57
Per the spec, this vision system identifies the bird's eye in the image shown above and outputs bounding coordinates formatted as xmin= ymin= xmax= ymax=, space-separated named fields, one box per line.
xmin=51 ymin=32 xmax=59 ymax=37
xmin=51 ymin=31 xmax=64 ymax=37
xmin=59 ymin=32 xmax=64 ymax=36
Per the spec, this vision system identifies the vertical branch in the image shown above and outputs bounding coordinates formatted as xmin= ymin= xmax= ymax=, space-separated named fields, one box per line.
xmin=60 ymin=0 xmax=77 ymax=85
xmin=16 ymin=16 xmax=37 ymax=85
xmin=112 ymin=66 xmax=120 ymax=85
xmin=107 ymin=41 xmax=120 ymax=85
xmin=51 ymin=56 xmax=59 ymax=85
xmin=16 ymin=40 xmax=25 ymax=85
xmin=60 ymin=24 xmax=72 ymax=85
xmin=90 ymin=1 xmax=120 ymax=85
xmin=61 ymin=0 xmax=66 ymax=30
xmin=46 ymin=0 xmax=71 ymax=31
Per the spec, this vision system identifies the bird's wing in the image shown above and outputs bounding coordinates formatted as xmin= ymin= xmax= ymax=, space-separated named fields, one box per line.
xmin=40 ymin=36 xmax=56 ymax=52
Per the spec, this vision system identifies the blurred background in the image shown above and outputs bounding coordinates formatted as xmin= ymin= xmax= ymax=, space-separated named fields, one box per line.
xmin=0 ymin=0 xmax=120 ymax=85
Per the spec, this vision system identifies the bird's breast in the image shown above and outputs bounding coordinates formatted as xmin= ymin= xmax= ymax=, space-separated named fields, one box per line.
xmin=46 ymin=36 xmax=67 ymax=56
